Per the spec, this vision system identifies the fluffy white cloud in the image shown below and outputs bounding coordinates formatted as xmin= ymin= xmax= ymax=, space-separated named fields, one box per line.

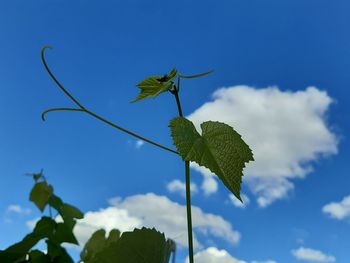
xmin=73 ymin=193 xmax=240 ymax=248
xmin=166 ymin=179 xmax=198 ymax=197
xmin=186 ymin=247 xmax=247 ymax=263
xmin=188 ymin=86 xmax=337 ymax=206
xmin=291 ymin=247 xmax=336 ymax=262
xmin=185 ymin=247 xmax=276 ymax=263
xmin=191 ymin=163 xmax=218 ymax=196
xmin=74 ymin=207 xmax=142 ymax=246
xmin=229 ymin=194 xmax=250 ymax=208
xmin=322 ymin=195 xmax=350 ymax=220
xmin=6 ymin=205 xmax=31 ymax=215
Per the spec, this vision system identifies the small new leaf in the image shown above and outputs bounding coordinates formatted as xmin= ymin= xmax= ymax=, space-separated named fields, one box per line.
xmin=169 ymin=117 xmax=254 ymax=201
xmin=30 ymin=182 xmax=53 ymax=212
xmin=132 ymin=69 xmax=177 ymax=103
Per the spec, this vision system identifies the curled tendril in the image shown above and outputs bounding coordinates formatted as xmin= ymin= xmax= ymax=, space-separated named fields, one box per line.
xmin=41 ymin=46 xmax=86 ymax=110
xmin=41 ymin=46 xmax=178 ymax=155
xmin=41 ymin=108 xmax=85 ymax=121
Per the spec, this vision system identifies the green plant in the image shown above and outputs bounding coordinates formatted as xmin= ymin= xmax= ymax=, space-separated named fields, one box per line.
xmin=0 ymin=172 xmax=176 ymax=263
xmin=0 ymin=47 xmax=254 ymax=262
xmin=39 ymin=46 xmax=254 ymax=263
xmin=0 ymin=171 xmax=83 ymax=262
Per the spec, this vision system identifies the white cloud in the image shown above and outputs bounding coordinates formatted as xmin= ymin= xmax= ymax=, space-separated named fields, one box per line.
xmin=229 ymin=194 xmax=250 ymax=208
xmin=322 ymin=195 xmax=350 ymax=220
xmin=188 ymin=86 xmax=337 ymax=206
xmin=7 ymin=205 xmax=31 ymax=215
xmin=26 ymin=217 xmax=39 ymax=229
xmin=291 ymin=247 xmax=336 ymax=262
xmin=248 ymin=177 xmax=294 ymax=208
xmin=73 ymin=193 xmax=240 ymax=248
xmin=167 ymin=179 xmax=198 ymax=197
xmin=135 ymin=139 xmax=144 ymax=149
xmin=191 ymin=163 xmax=218 ymax=196
xmin=186 ymin=247 xmax=247 ymax=263
xmin=74 ymin=207 xmax=142 ymax=246
xmin=185 ymin=247 xmax=276 ymax=263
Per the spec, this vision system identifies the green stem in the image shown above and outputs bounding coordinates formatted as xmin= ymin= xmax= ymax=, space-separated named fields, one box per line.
xmin=84 ymin=109 xmax=178 ymax=154
xmin=185 ymin=160 xmax=194 ymax=263
xmin=173 ymin=79 xmax=194 ymax=263
xmin=41 ymin=47 xmax=178 ymax=155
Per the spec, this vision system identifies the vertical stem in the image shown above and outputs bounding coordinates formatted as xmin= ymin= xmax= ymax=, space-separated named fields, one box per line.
xmin=173 ymin=79 xmax=194 ymax=263
xmin=185 ymin=160 xmax=194 ymax=263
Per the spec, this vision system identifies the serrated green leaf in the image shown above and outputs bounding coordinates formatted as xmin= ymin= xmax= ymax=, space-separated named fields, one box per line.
xmin=169 ymin=117 xmax=254 ymax=200
xmin=84 ymin=227 xmax=171 ymax=263
xmin=132 ymin=69 xmax=177 ymax=103
xmin=30 ymin=182 xmax=53 ymax=212
xmin=116 ymin=227 xmax=171 ymax=263
xmin=80 ymin=229 xmax=120 ymax=262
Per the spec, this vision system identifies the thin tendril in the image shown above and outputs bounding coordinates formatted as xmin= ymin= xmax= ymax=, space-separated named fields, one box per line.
xmin=178 ymin=69 xmax=213 ymax=79
xmin=42 ymin=108 xmax=84 ymax=121
xmin=41 ymin=47 xmax=178 ymax=155
xmin=41 ymin=46 xmax=86 ymax=110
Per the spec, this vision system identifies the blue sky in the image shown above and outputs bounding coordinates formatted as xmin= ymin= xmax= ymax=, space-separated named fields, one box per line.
xmin=0 ymin=0 xmax=349 ymax=262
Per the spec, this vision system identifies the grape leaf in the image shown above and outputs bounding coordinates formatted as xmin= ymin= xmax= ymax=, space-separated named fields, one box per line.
xmin=132 ymin=69 xmax=177 ymax=103
xmin=169 ymin=117 xmax=254 ymax=201
xmin=49 ymin=195 xmax=83 ymax=229
xmin=29 ymin=182 xmax=53 ymax=212
xmin=84 ymin=227 xmax=171 ymax=263
xmin=80 ymin=229 xmax=120 ymax=262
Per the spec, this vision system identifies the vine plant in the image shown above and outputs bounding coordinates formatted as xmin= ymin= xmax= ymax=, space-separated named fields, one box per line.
xmin=0 ymin=171 xmax=176 ymax=262
xmin=1 ymin=47 xmax=254 ymax=263
xmin=40 ymin=46 xmax=254 ymax=262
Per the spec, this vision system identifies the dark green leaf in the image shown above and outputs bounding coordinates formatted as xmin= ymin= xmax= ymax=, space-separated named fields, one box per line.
xmin=59 ymin=204 xmax=83 ymax=229
xmin=52 ymin=223 xmax=78 ymax=245
xmin=80 ymin=229 xmax=120 ymax=262
xmin=169 ymin=117 xmax=254 ymax=200
xmin=49 ymin=195 xmax=83 ymax=228
xmin=33 ymin=217 xmax=56 ymax=239
xmin=0 ymin=250 xmax=25 ymax=263
xmin=29 ymin=250 xmax=50 ymax=263
xmin=84 ymin=227 xmax=171 ymax=263
xmin=132 ymin=69 xmax=177 ymax=103
xmin=46 ymin=240 xmax=74 ymax=263
xmin=29 ymin=182 xmax=53 ymax=212
xmin=2 ymin=233 xmax=40 ymax=259
xmin=48 ymin=195 xmax=63 ymax=212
